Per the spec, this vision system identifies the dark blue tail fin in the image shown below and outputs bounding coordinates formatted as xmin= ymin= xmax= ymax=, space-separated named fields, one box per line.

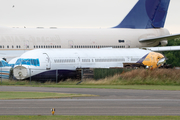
xmin=114 ymin=0 xmax=170 ymax=29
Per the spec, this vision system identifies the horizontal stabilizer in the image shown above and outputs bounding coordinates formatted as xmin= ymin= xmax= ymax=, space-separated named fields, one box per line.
xmin=139 ymin=34 xmax=180 ymax=43
xmin=143 ymin=46 xmax=180 ymax=52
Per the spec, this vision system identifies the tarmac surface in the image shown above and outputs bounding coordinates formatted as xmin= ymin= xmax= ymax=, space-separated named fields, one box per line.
xmin=0 ymin=86 xmax=180 ymax=116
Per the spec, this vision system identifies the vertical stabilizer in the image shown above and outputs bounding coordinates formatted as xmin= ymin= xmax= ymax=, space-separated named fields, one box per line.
xmin=114 ymin=0 xmax=170 ymax=29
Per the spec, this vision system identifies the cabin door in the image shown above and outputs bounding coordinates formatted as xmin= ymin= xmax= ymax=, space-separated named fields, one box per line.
xmin=126 ymin=40 xmax=131 ymax=48
xmin=43 ymin=53 xmax=51 ymax=70
xmin=68 ymin=40 xmax=74 ymax=48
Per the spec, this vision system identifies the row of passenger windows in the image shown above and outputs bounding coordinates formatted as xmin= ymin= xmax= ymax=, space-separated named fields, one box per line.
xmin=34 ymin=45 xmax=61 ymax=49
xmin=95 ymin=59 xmax=125 ymax=62
xmin=54 ymin=59 xmax=75 ymax=63
xmin=0 ymin=45 xmax=126 ymax=49
xmin=54 ymin=59 xmax=92 ymax=63
xmin=72 ymin=45 xmax=126 ymax=48
xmin=82 ymin=59 xmax=91 ymax=62
xmin=0 ymin=45 xmax=27 ymax=49
xmin=0 ymin=45 xmax=61 ymax=49
xmin=54 ymin=58 xmax=126 ymax=63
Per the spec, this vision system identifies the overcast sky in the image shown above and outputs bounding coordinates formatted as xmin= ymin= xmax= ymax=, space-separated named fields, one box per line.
xmin=0 ymin=0 xmax=179 ymax=34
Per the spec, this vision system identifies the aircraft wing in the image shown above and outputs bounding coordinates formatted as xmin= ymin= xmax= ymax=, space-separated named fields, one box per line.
xmin=143 ymin=46 xmax=180 ymax=52
xmin=139 ymin=34 xmax=180 ymax=42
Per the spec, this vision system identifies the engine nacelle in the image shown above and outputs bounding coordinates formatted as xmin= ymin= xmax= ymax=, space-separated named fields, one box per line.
xmin=160 ymin=40 xmax=168 ymax=46
xmin=13 ymin=66 xmax=29 ymax=80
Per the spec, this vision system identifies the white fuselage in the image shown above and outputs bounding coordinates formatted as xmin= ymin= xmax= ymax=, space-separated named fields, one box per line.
xmin=0 ymin=27 xmax=170 ymax=50
xmin=13 ymin=48 xmax=152 ymax=80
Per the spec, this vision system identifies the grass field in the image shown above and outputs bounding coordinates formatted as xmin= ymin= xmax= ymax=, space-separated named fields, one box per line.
xmin=0 ymin=91 xmax=94 ymax=100
xmin=1 ymin=69 xmax=180 ymax=91
xmin=0 ymin=69 xmax=179 ymax=119
xmin=1 ymin=81 xmax=180 ymax=91
xmin=40 ymin=84 xmax=180 ymax=91
xmin=0 ymin=116 xmax=180 ymax=120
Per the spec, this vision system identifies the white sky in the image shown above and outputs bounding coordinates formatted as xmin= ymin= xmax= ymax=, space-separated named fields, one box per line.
xmin=0 ymin=0 xmax=179 ymax=34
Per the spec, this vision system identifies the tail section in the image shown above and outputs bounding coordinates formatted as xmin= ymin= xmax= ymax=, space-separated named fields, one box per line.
xmin=114 ymin=0 xmax=170 ymax=29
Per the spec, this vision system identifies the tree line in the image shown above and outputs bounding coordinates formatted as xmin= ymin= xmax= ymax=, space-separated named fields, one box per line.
xmin=162 ymin=39 xmax=180 ymax=67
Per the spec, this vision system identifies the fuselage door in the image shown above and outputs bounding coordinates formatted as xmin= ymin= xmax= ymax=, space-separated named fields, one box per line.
xmin=126 ymin=40 xmax=131 ymax=48
xmin=68 ymin=40 xmax=74 ymax=48
xmin=43 ymin=53 xmax=51 ymax=70
xmin=74 ymin=52 xmax=80 ymax=68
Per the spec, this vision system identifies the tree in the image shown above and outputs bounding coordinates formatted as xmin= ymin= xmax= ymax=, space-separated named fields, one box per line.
xmin=162 ymin=38 xmax=180 ymax=67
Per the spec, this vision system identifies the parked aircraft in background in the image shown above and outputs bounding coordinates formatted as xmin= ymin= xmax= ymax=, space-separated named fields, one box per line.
xmin=0 ymin=58 xmax=15 ymax=79
xmin=0 ymin=0 xmax=180 ymax=61
xmin=12 ymin=48 xmax=166 ymax=80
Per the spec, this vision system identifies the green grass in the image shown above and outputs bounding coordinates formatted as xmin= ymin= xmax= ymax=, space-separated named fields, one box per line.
xmin=1 ymin=69 xmax=180 ymax=91
xmin=1 ymin=80 xmax=180 ymax=91
xmin=35 ymin=84 xmax=180 ymax=91
xmin=0 ymin=91 xmax=94 ymax=100
xmin=0 ymin=116 xmax=180 ymax=120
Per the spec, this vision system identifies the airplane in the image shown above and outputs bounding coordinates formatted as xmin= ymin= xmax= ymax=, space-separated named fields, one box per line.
xmin=0 ymin=0 xmax=180 ymax=61
xmin=12 ymin=48 xmax=166 ymax=80
xmin=0 ymin=58 xmax=16 ymax=79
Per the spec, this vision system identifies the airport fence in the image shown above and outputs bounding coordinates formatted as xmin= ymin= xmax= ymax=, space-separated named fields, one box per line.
xmin=93 ymin=68 xmax=131 ymax=80
xmin=0 ymin=68 xmax=131 ymax=84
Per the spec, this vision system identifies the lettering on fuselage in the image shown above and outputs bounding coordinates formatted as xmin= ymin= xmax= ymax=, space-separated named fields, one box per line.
xmin=0 ymin=35 xmax=61 ymax=42
xmin=0 ymin=35 xmax=61 ymax=49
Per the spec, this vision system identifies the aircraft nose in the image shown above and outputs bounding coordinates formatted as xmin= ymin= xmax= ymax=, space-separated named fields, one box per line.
xmin=13 ymin=66 xmax=29 ymax=80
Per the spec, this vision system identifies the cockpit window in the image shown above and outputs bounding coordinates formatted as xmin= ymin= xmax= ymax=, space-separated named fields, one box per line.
xmin=15 ymin=58 xmax=40 ymax=66
xmin=118 ymin=40 xmax=125 ymax=43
